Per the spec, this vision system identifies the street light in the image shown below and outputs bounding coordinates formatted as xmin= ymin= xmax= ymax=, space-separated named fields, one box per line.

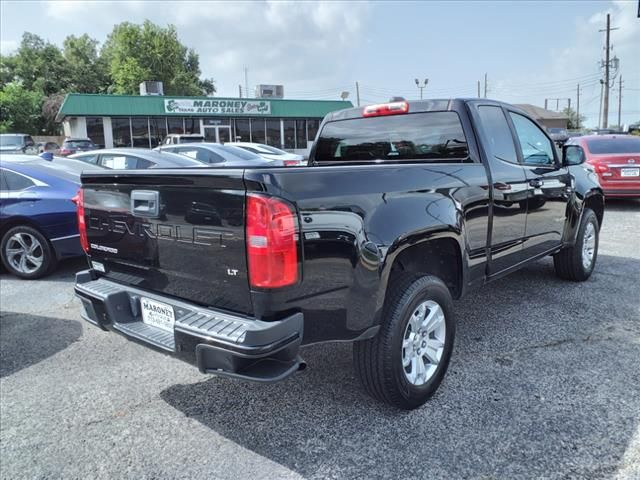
xmin=415 ymin=78 xmax=428 ymax=100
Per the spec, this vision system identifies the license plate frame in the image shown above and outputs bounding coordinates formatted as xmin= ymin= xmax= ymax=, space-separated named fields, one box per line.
xmin=620 ymin=168 xmax=639 ymax=177
xmin=140 ymin=297 xmax=175 ymax=332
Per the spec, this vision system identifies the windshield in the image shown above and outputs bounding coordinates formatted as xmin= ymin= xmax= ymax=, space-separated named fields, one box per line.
xmin=180 ymin=136 xmax=204 ymax=143
xmin=548 ymin=128 xmax=567 ymax=134
xmin=315 ymin=112 xmax=469 ymax=164
xmin=255 ymin=144 xmax=285 ymax=155
xmin=586 ymin=137 xmax=640 ymax=154
xmin=219 ymin=145 xmax=264 ymax=161
xmin=0 ymin=135 xmax=23 ymax=147
xmin=64 ymin=140 xmax=94 ymax=148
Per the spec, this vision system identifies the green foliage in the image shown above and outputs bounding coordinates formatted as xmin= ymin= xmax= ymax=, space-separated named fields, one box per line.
xmin=63 ymin=34 xmax=109 ymax=93
xmin=0 ymin=21 xmax=216 ymax=134
xmin=102 ymin=21 xmax=215 ymax=95
xmin=562 ymin=106 xmax=586 ymax=130
xmin=0 ymin=82 xmax=43 ymax=133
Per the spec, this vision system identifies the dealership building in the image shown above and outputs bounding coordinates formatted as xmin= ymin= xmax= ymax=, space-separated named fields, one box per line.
xmin=56 ymin=93 xmax=353 ymax=154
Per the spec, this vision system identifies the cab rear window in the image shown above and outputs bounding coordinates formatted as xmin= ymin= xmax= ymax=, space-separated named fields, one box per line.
xmin=314 ymin=112 xmax=469 ymax=164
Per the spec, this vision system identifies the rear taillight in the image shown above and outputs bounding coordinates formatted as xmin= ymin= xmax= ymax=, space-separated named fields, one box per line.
xmin=283 ymin=160 xmax=299 ymax=167
xmin=363 ymin=101 xmax=409 ymax=117
xmin=60 ymin=148 xmax=72 ymax=156
xmin=594 ymin=163 xmax=609 ymax=173
xmin=74 ymin=189 xmax=89 ymax=253
xmin=246 ymin=194 xmax=298 ymax=288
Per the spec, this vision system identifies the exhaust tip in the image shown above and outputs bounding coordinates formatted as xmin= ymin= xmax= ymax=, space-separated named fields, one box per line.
xmin=297 ymin=360 xmax=307 ymax=371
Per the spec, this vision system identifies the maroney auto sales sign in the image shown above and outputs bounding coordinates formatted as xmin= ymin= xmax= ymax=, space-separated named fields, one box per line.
xmin=164 ymin=99 xmax=271 ymax=115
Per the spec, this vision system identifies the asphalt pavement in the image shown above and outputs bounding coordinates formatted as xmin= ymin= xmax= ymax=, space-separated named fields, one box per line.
xmin=1 ymin=199 xmax=639 ymax=479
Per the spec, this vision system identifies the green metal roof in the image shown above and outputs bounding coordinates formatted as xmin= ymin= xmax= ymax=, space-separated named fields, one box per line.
xmin=56 ymin=93 xmax=353 ymax=121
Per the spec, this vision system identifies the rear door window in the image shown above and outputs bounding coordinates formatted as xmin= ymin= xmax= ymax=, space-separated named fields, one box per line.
xmin=314 ymin=112 xmax=469 ymax=164
xmin=476 ymin=106 xmax=518 ymax=164
xmin=3 ymin=170 xmax=36 ymax=190
xmin=101 ymin=154 xmax=138 ymax=169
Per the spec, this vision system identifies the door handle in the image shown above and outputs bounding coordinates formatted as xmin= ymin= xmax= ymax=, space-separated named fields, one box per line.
xmin=528 ymin=179 xmax=543 ymax=188
xmin=131 ymin=190 xmax=160 ymax=217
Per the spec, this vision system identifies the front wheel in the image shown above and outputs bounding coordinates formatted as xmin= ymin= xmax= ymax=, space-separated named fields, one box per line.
xmin=553 ymin=208 xmax=599 ymax=281
xmin=353 ymin=275 xmax=455 ymax=410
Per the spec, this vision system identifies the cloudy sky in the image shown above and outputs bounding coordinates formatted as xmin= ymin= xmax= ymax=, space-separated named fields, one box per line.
xmin=1 ymin=0 xmax=639 ymax=127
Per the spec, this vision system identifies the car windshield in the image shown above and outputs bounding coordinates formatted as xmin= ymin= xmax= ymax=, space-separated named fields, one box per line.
xmin=65 ymin=140 xmax=93 ymax=148
xmin=219 ymin=145 xmax=264 ymax=161
xmin=586 ymin=137 xmax=640 ymax=154
xmin=549 ymin=128 xmax=567 ymax=134
xmin=255 ymin=144 xmax=285 ymax=155
xmin=0 ymin=135 xmax=22 ymax=147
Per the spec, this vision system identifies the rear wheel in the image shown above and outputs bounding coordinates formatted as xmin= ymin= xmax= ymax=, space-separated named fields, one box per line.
xmin=1 ymin=226 xmax=56 ymax=279
xmin=353 ymin=275 xmax=455 ymax=410
xmin=553 ymin=208 xmax=599 ymax=281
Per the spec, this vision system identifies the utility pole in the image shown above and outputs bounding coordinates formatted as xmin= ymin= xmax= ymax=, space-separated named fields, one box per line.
xmin=618 ymin=76 xmax=623 ymax=128
xmin=355 ymin=81 xmax=361 ymax=107
xmin=576 ymin=84 xmax=580 ymax=130
xmin=244 ymin=67 xmax=249 ymax=98
xmin=483 ymin=73 xmax=487 ymax=98
xmin=545 ymin=98 xmax=548 ymax=110
xmin=599 ymin=13 xmax=619 ymax=128
xmin=477 ymin=80 xmax=481 ymax=98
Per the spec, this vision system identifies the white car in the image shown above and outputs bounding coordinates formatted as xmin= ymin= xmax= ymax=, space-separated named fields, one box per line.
xmin=229 ymin=142 xmax=306 ymax=166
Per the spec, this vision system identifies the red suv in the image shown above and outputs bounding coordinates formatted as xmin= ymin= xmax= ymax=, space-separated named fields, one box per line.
xmin=567 ymin=135 xmax=640 ymax=198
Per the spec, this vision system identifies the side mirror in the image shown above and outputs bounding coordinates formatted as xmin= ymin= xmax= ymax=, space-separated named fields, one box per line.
xmin=562 ymin=144 xmax=585 ymax=166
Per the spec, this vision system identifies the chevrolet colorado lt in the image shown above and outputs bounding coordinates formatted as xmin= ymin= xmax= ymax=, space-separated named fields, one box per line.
xmin=74 ymin=99 xmax=603 ymax=409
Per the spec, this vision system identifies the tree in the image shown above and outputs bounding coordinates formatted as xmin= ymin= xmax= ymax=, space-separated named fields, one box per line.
xmin=63 ymin=34 xmax=109 ymax=93
xmin=0 ymin=82 xmax=43 ymax=133
xmin=11 ymin=32 xmax=70 ymax=95
xmin=102 ymin=21 xmax=215 ymax=95
xmin=562 ymin=106 xmax=586 ymax=130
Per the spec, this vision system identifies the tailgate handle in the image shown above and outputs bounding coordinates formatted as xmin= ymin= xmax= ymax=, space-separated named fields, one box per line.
xmin=131 ymin=190 xmax=160 ymax=217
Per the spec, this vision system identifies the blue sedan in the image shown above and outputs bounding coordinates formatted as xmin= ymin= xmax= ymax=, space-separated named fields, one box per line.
xmin=0 ymin=156 xmax=97 ymax=278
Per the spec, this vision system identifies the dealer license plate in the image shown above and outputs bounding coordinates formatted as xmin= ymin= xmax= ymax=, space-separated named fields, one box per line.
xmin=621 ymin=168 xmax=639 ymax=177
xmin=140 ymin=297 xmax=175 ymax=332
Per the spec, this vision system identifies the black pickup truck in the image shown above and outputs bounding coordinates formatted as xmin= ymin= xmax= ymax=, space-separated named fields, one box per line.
xmin=74 ymin=99 xmax=603 ymax=409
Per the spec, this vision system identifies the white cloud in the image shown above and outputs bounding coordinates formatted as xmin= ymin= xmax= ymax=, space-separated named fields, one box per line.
xmin=40 ymin=0 xmax=370 ymax=97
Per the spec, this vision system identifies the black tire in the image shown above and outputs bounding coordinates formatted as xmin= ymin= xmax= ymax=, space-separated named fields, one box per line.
xmin=0 ymin=225 xmax=56 ymax=279
xmin=553 ymin=208 xmax=599 ymax=281
xmin=353 ymin=275 xmax=455 ymax=410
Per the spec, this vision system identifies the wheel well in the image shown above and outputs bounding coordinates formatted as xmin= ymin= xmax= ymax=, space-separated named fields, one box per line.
xmin=584 ymin=194 xmax=604 ymax=229
xmin=1 ymin=217 xmax=47 ymax=241
xmin=387 ymin=238 xmax=462 ymax=300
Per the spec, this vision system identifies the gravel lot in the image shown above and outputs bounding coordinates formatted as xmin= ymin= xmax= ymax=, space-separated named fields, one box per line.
xmin=1 ymin=199 xmax=639 ymax=480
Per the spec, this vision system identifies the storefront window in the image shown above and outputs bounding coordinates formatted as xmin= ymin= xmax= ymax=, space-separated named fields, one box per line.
xmin=204 ymin=118 xmax=230 ymax=126
xmin=283 ymin=120 xmax=295 ymax=149
xmin=86 ymin=117 xmax=105 ymax=148
xmin=307 ymin=119 xmax=320 ymax=144
xmin=112 ymin=118 xmax=131 ymax=147
xmin=234 ymin=119 xmax=250 ymax=142
xmin=149 ymin=117 xmax=167 ymax=147
xmin=167 ymin=117 xmax=184 ymax=134
xmin=295 ymin=119 xmax=307 ymax=149
xmin=250 ymin=119 xmax=265 ymax=144
xmin=184 ymin=117 xmax=199 ymax=134
xmin=131 ymin=117 xmax=150 ymax=148
xmin=266 ymin=119 xmax=281 ymax=147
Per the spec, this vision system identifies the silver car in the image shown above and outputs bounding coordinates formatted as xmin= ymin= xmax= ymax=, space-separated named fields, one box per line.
xmin=154 ymin=143 xmax=281 ymax=167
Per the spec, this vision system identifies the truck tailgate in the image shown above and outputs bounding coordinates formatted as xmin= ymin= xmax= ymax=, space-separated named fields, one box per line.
xmin=80 ymin=169 xmax=252 ymax=314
